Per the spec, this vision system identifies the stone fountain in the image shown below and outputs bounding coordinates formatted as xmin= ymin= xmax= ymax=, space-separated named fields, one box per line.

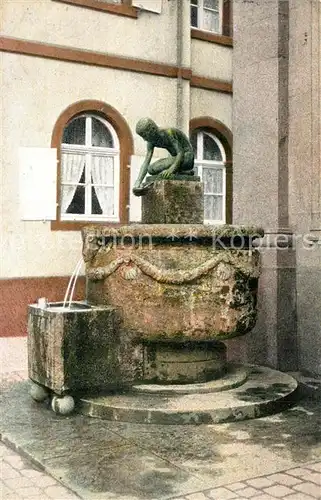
xmin=27 ymin=118 xmax=298 ymax=422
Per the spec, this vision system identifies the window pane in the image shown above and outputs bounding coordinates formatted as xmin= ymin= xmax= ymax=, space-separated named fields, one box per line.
xmin=91 ymin=156 xmax=114 ymax=186
xmin=204 ymin=195 xmax=223 ymax=221
xmin=92 ymin=118 xmax=114 ymax=148
xmin=93 ymin=186 xmax=115 ymax=216
xmin=63 ymin=185 xmax=85 ymax=214
xmin=204 ymin=0 xmax=219 ymax=9
xmin=203 ymin=133 xmax=223 ymax=161
xmin=191 ymin=0 xmax=198 ymax=5
xmin=203 ymin=9 xmax=220 ymax=32
xmin=62 ymin=117 xmax=86 ymax=145
xmin=91 ymin=156 xmax=115 ymax=216
xmin=91 ymin=186 xmax=103 ymax=215
xmin=61 ymin=153 xmax=85 ymax=182
xmin=191 ymin=5 xmax=198 ymax=27
xmin=203 ymin=167 xmax=223 ymax=193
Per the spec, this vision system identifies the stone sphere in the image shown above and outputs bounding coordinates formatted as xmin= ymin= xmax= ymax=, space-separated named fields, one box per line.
xmin=29 ymin=383 xmax=48 ymax=402
xmin=51 ymin=395 xmax=75 ymax=415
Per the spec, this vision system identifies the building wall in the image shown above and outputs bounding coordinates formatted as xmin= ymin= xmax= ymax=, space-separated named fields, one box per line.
xmin=0 ymin=0 xmax=233 ymax=336
xmin=233 ymin=0 xmax=321 ymax=376
xmin=1 ymin=0 xmax=179 ymax=65
xmin=287 ymin=0 xmax=321 ymax=376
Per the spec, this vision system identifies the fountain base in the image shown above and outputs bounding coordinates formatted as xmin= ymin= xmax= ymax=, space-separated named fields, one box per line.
xmin=79 ymin=365 xmax=298 ymax=425
xmin=142 ymin=341 xmax=227 ymax=384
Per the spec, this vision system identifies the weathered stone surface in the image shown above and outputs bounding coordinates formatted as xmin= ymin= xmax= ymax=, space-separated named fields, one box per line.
xmin=132 ymin=364 xmax=249 ymax=394
xmin=28 ymin=302 xmax=144 ymax=395
xmin=142 ymin=341 xmax=227 ymax=383
xmin=83 ymin=230 xmax=262 ymax=342
xmin=142 ymin=180 xmax=204 ymax=224
xmin=79 ymin=365 xmax=299 ymax=425
xmin=82 ymin=224 xmax=264 ymax=250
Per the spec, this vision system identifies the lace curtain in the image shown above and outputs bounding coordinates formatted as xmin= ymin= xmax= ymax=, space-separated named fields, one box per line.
xmin=61 ymin=153 xmax=85 ymax=213
xmin=91 ymin=156 xmax=115 ymax=216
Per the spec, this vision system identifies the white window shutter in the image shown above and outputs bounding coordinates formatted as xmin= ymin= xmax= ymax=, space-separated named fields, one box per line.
xmin=129 ymin=155 xmax=144 ymax=222
xmin=132 ymin=0 xmax=162 ymax=13
xmin=19 ymin=147 xmax=57 ymax=221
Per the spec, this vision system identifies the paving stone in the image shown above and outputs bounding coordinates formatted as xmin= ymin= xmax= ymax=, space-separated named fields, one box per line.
xmin=21 ymin=469 xmax=45 ymax=479
xmin=235 ymin=487 xmax=260 ymax=498
xmin=44 ymin=485 xmax=80 ymax=499
xmin=185 ymin=493 xmax=209 ymax=500
xmin=285 ymin=494 xmax=316 ymax=500
xmin=286 ymin=467 xmax=311 ymax=477
xmin=306 ymin=463 xmax=321 ymax=473
xmin=250 ymin=495 xmax=276 ymax=500
xmin=293 ymin=481 xmax=321 ymax=498
xmin=207 ymin=487 xmax=239 ymax=499
xmin=263 ymin=484 xmax=296 ymax=497
xmin=304 ymin=472 xmax=321 ymax=485
xmin=1 ymin=484 xmax=13 ymax=496
xmin=3 ymin=494 xmax=24 ymax=500
xmin=267 ymin=472 xmax=303 ymax=486
xmin=4 ymin=476 xmax=35 ymax=489
xmin=228 ymin=482 xmax=248 ymax=491
xmin=246 ymin=477 xmax=275 ymax=489
xmin=29 ymin=474 xmax=59 ymax=487
xmin=4 ymin=454 xmax=26 ymax=469
xmin=1 ymin=462 xmax=21 ymax=479
xmin=15 ymin=486 xmax=43 ymax=498
xmin=0 ymin=444 xmax=15 ymax=458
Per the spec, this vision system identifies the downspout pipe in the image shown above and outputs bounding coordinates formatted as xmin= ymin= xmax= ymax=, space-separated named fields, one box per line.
xmin=176 ymin=0 xmax=184 ymax=130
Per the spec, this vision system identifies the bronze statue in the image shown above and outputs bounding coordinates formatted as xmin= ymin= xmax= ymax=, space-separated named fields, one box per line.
xmin=133 ymin=118 xmax=195 ymax=196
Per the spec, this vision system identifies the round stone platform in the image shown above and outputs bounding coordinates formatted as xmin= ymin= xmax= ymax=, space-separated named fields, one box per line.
xmin=132 ymin=364 xmax=249 ymax=395
xmin=79 ymin=365 xmax=299 ymax=425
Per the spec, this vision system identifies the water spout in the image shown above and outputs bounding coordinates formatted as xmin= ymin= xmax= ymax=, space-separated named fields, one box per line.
xmin=37 ymin=297 xmax=48 ymax=309
xmin=63 ymin=258 xmax=83 ymax=309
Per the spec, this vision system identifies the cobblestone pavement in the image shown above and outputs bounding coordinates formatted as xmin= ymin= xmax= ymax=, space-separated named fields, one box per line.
xmin=1 ymin=338 xmax=320 ymax=500
xmin=173 ymin=462 xmax=321 ymax=499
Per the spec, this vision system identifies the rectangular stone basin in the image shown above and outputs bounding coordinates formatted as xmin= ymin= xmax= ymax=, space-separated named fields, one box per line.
xmin=28 ymin=301 xmax=128 ymax=395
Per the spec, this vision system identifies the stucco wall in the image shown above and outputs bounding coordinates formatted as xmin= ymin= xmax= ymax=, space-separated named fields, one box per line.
xmin=191 ymin=40 xmax=232 ymax=82
xmin=0 ymin=0 xmax=179 ymax=65
xmin=190 ymin=88 xmax=232 ymax=130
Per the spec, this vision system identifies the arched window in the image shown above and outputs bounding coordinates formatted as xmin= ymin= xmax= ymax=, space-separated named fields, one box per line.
xmin=61 ymin=114 xmax=120 ymax=221
xmin=51 ymin=100 xmax=133 ymax=231
xmin=190 ymin=117 xmax=232 ymax=224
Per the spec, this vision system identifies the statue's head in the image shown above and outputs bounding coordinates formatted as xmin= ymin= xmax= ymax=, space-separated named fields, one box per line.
xmin=136 ymin=118 xmax=159 ymax=142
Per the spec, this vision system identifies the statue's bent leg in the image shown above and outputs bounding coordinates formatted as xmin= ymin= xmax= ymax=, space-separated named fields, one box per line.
xmin=148 ymin=157 xmax=174 ymax=175
xmin=180 ymin=152 xmax=195 ymax=172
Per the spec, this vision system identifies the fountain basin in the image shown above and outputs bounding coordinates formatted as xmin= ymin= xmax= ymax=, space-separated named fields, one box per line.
xmin=27 ymin=301 xmax=142 ymax=396
xmin=83 ymin=224 xmax=263 ymax=343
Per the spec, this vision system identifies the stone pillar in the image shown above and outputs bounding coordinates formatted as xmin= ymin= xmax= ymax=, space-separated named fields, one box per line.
xmin=141 ymin=179 xmax=203 ymax=224
xmin=232 ymin=0 xmax=298 ymax=371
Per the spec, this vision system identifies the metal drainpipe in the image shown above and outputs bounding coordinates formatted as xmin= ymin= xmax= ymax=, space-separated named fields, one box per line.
xmin=176 ymin=0 xmax=184 ymax=130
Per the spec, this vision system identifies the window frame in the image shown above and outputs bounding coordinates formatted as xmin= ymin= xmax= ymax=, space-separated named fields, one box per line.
xmin=193 ymin=130 xmax=227 ymax=225
xmin=52 ymin=0 xmax=137 ymax=19
xmin=190 ymin=117 xmax=233 ymax=225
xmin=191 ymin=0 xmax=223 ymax=35
xmin=61 ymin=114 xmax=120 ymax=222
xmin=51 ymin=100 xmax=134 ymax=231
xmin=191 ymin=0 xmax=233 ymax=43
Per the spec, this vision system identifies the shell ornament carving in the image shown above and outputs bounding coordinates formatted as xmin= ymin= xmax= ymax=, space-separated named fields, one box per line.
xmin=87 ymin=251 xmax=260 ymax=285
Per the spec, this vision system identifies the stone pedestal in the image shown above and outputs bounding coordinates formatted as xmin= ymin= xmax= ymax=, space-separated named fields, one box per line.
xmin=143 ymin=341 xmax=227 ymax=384
xmin=142 ymin=179 xmax=203 ymax=224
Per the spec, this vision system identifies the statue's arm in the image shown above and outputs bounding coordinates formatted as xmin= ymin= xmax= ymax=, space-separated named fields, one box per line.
xmin=133 ymin=143 xmax=154 ymax=191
